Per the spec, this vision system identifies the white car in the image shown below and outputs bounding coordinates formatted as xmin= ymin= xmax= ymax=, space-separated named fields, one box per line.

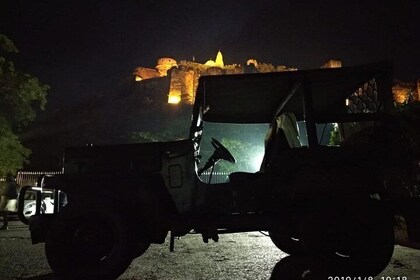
xmin=22 ymin=191 xmax=55 ymax=218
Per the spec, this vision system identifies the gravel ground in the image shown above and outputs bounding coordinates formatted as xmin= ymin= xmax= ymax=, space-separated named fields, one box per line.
xmin=1 ymin=221 xmax=419 ymax=280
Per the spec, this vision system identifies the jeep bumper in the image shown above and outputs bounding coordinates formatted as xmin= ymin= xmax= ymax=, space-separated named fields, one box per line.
xmin=28 ymin=214 xmax=55 ymax=244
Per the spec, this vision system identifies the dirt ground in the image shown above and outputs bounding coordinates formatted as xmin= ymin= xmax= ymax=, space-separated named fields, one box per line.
xmin=0 ymin=221 xmax=419 ymax=280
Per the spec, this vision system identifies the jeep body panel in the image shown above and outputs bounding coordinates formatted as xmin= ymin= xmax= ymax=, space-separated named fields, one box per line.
xmin=45 ymin=139 xmax=196 ymax=214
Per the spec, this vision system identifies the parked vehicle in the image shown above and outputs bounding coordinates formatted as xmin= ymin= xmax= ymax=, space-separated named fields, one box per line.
xmin=21 ymin=190 xmax=54 ymax=219
xmin=20 ymin=61 xmax=419 ymax=279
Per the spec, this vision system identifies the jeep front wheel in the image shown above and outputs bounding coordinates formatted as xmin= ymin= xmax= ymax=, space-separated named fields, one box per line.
xmin=45 ymin=202 xmax=135 ymax=280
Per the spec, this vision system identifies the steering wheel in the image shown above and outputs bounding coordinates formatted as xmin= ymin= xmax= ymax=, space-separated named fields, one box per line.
xmin=210 ymin=138 xmax=236 ymax=163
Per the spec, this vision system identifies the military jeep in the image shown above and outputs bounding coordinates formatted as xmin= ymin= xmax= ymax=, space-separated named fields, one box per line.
xmin=20 ymin=61 xmax=420 ymax=279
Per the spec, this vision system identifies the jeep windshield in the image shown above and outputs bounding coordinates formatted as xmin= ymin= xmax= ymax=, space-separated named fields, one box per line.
xmin=198 ymin=122 xmax=268 ymax=175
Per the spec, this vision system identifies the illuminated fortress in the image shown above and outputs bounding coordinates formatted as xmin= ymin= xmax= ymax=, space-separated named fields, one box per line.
xmin=133 ymin=51 xmax=419 ymax=105
xmin=133 ymin=51 xmax=298 ymax=104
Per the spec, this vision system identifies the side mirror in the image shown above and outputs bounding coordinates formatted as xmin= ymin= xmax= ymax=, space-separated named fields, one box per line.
xmin=18 ymin=186 xmax=40 ymax=224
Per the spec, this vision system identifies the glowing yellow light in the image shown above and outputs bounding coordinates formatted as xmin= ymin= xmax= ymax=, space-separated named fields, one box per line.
xmin=205 ymin=60 xmax=215 ymax=67
xmin=168 ymin=94 xmax=181 ymax=104
xmin=393 ymin=86 xmax=410 ymax=104
xmin=135 ymin=76 xmax=142 ymax=81
xmin=215 ymin=50 xmax=224 ymax=67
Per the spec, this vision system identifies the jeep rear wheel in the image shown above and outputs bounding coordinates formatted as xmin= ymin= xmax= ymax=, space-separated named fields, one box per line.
xmin=300 ymin=200 xmax=395 ymax=277
xmin=45 ymin=202 xmax=136 ymax=280
xmin=269 ymin=226 xmax=303 ymax=255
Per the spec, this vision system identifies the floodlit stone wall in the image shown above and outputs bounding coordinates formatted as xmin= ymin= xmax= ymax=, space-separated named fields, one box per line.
xmin=393 ymin=80 xmax=419 ymax=104
xmin=134 ymin=52 xmax=375 ymax=104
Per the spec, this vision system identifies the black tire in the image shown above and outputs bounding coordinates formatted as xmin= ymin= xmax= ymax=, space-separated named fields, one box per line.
xmin=300 ymin=200 xmax=395 ymax=277
xmin=0 ymin=213 xmax=7 ymax=230
xmin=45 ymin=202 xmax=136 ymax=280
xmin=270 ymin=255 xmax=329 ymax=280
xmin=131 ymin=239 xmax=150 ymax=258
xmin=269 ymin=226 xmax=303 ymax=255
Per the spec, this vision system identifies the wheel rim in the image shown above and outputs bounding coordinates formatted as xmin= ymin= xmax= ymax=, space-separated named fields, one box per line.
xmin=269 ymin=227 xmax=303 ymax=255
xmin=66 ymin=216 xmax=117 ymax=267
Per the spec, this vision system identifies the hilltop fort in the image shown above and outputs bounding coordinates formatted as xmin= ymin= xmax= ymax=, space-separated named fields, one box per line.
xmin=132 ymin=51 xmax=419 ymax=105
xmin=133 ymin=51 xmax=299 ymax=104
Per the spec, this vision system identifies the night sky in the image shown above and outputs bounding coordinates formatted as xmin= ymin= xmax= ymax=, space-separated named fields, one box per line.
xmin=1 ymin=0 xmax=419 ymax=107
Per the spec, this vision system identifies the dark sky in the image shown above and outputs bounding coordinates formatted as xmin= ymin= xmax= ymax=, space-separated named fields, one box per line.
xmin=1 ymin=0 xmax=419 ymax=107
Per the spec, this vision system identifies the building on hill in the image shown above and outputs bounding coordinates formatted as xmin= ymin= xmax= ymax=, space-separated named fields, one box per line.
xmin=133 ymin=53 xmax=420 ymax=105
xmin=134 ymin=57 xmax=178 ymax=81
xmin=133 ymin=51 xmax=297 ymax=104
xmin=393 ymin=80 xmax=420 ymax=104
xmin=321 ymin=60 xmax=342 ymax=68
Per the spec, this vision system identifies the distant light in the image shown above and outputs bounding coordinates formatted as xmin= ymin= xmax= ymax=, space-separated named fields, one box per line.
xmin=345 ymin=98 xmax=349 ymax=106
xmin=168 ymin=89 xmax=181 ymax=104
xmin=135 ymin=76 xmax=142 ymax=81
xmin=168 ymin=94 xmax=181 ymax=104
xmin=250 ymin=149 xmax=265 ymax=171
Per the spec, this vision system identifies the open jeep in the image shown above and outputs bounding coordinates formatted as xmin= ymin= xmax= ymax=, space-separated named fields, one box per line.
xmin=19 ymin=61 xmax=420 ymax=279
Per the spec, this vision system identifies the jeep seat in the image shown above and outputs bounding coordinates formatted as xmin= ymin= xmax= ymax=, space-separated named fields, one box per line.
xmin=260 ymin=112 xmax=301 ymax=172
xmin=229 ymin=113 xmax=301 ymax=183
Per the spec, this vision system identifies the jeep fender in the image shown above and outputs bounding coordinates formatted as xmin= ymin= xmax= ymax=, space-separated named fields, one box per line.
xmin=43 ymin=173 xmax=176 ymax=243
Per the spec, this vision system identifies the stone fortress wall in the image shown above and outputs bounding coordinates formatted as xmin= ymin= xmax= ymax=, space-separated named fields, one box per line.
xmin=133 ymin=51 xmax=419 ymax=105
xmin=133 ymin=51 xmax=297 ymax=104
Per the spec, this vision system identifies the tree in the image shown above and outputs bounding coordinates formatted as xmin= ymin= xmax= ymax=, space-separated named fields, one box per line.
xmin=0 ymin=34 xmax=49 ymax=176
xmin=218 ymin=138 xmax=265 ymax=173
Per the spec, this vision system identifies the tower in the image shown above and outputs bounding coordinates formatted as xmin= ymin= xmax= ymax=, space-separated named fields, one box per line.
xmin=215 ymin=50 xmax=224 ymax=68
